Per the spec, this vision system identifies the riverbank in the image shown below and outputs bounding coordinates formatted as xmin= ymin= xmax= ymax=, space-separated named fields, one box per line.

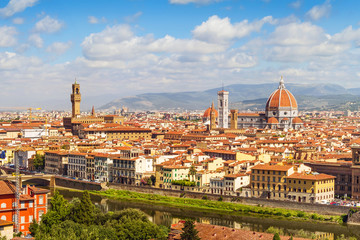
xmin=89 ymin=189 xmax=344 ymax=224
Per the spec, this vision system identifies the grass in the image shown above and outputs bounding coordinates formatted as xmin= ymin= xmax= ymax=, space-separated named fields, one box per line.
xmin=89 ymin=189 xmax=343 ymax=224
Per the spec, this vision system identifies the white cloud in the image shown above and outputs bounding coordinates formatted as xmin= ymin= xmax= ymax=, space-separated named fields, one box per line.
xmin=88 ymin=16 xmax=99 ymax=24
xmin=0 ymin=26 xmax=17 ymax=47
xmin=192 ymin=15 xmax=276 ymax=44
xmin=124 ymin=11 xmax=142 ymax=23
xmin=289 ymin=0 xmax=301 ymax=9
xmin=0 ymin=0 xmax=38 ymax=18
xmin=28 ymin=34 xmax=43 ymax=48
xmin=306 ymin=0 xmax=331 ymax=21
xmin=81 ymin=24 xmax=226 ymax=61
xmin=46 ymin=41 xmax=72 ymax=55
xmin=0 ymin=51 xmax=41 ymax=70
xmin=12 ymin=17 xmax=24 ymax=24
xmin=34 ymin=15 xmax=63 ymax=33
xmin=269 ymin=22 xmax=327 ymax=46
xmin=169 ymin=0 xmax=222 ymax=4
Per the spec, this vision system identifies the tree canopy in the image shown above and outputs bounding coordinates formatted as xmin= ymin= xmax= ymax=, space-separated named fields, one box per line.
xmin=31 ymin=190 xmax=169 ymax=240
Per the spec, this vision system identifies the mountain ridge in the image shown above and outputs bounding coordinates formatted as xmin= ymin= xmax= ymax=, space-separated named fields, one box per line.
xmin=100 ymin=83 xmax=359 ymax=111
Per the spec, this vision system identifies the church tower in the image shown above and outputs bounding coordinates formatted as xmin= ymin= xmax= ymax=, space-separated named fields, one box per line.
xmin=210 ymin=101 xmax=216 ymax=130
xmin=217 ymin=90 xmax=229 ymax=128
xmin=71 ymin=80 xmax=81 ymax=117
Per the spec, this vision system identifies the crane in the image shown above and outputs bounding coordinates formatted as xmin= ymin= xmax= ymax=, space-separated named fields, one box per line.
xmin=28 ymin=108 xmax=41 ymax=123
xmin=13 ymin=145 xmax=21 ymax=233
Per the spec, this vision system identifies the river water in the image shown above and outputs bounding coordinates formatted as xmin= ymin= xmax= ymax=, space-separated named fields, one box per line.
xmin=52 ymin=188 xmax=360 ymax=240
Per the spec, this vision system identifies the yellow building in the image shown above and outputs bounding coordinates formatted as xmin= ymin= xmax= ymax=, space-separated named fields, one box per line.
xmin=250 ymin=164 xmax=294 ymax=200
xmin=287 ymin=172 xmax=335 ymax=203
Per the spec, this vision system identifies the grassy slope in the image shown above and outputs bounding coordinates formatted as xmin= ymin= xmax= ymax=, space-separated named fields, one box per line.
xmin=89 ymin=189 xmax=344 ymax=224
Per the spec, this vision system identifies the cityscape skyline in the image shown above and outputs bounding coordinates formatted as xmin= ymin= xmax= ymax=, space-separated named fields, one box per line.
xmin=1 ymin=0 xmax=360 ymax=108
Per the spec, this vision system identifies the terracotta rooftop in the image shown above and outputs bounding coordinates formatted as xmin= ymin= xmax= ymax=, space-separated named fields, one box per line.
xmin=169 ymin=222 xmax=309 ymax=240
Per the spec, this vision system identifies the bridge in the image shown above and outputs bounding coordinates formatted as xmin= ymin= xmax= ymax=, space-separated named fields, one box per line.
xmin=0 ymin=167 xmax=56 ymax=187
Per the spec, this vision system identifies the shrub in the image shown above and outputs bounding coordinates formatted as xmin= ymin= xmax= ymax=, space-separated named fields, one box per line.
xmin=296 ymin=212 xmax=305 ymax=218
xmin=218 ymin=196 xmax=223 ymax=201
xmin=202 ymin=195 xmax=208 ymax=200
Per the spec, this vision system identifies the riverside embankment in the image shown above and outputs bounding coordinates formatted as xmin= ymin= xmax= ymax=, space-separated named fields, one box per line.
xmin=53 ymin=187 xmax=360 ymax=239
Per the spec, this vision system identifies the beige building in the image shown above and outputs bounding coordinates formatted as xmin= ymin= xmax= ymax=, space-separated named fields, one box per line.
xmin=44 ymin=151 xmax=68 ymax=175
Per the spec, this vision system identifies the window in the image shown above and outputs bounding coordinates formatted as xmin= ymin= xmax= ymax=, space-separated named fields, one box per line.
xmin=21 ymin=216 xmax=25 ymax=223
xmin=0 ymin=203 xmax=5 ymax=208
xmin=21 ymin=202 xmax=25 ymax=208
xmin=39 ymin=196 xmax=44 ymax=205
xmin=0 ymin=216 xmax=5 ymax=220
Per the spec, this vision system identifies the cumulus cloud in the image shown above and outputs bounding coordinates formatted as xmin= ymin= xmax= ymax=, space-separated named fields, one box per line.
xmin=306 ymin=0 xmax=331 ymax=21
xmin=169 ymin=0 xmax=222 ymax=4
xmin=81 ymin=24 xmax=226 ymax=61
xmin=12 ymin=17 xmax=24 ymax=24
xmin=0 ymin=0 xmax=38 ymax=18
xmin=263 ymin=22 xmax=356 ymax=62
xmin=46 ymin=41 xmax=72 ymax=55
xmin=0 ymin=51 xmax=41 ymax=70
xmin=34 ymin=15 xmax=63 ymax=33
xmin=0 ymin=26 xmax=17 ymax=47
xmin=192 ymin=15 xmax=276 ymax=44
xmin=28 ymin=34 xmax=43 ymax=48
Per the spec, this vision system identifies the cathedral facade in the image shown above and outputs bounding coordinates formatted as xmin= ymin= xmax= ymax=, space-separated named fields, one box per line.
xmin=232 ymin=77 xmax=303 ymax=130
xmin=203 ymin=77 xmax=303 ymax=130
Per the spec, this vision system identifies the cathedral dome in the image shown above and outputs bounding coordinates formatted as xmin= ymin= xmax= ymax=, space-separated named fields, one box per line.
xmin=203 ymin=107 xmax=218 ymax=118
xmin=292 ymin=117 xmax=303 ymax=124
xmin=267 ymin=117 xmax=279 ymax=124
xmin=266 ymin=77 xmax=297 ymax=110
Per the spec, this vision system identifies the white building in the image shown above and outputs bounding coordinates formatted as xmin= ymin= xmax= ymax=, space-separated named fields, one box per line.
xmin=67 ymin=153 xmax=87 ymax=179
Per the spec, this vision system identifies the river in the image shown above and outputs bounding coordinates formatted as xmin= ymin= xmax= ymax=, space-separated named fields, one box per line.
xmin=51 ymin=188 xmax=360 ymax=240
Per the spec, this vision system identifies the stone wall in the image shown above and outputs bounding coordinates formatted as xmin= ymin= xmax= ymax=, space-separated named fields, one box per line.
xmin=55 ymin=176 xmax=102 ymax=191
xmin=109 ymin=183 xmax=350 ymax=216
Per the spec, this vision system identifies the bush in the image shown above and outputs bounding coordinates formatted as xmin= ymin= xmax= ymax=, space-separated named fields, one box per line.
xmin=202 ymin=195 xmax=208 ymax=200
xmin=218 ymin=196 xmax=223 ymax=201
xmin=273 ymin=232 xmax=281 ymax=240
xmin=296 ymin=212 xmax=305 ymax=218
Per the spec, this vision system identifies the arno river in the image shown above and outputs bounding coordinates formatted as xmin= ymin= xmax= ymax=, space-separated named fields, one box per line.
xmin=53 ymin=188 xmax=360 ymax=240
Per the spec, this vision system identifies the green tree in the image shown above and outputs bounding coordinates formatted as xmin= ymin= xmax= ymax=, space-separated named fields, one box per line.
xmin=33 ymin=154 xmax=45 ymax=170
xmin=29 ymin=219 xmax=39 ymax=236
xmin=273 ymin=232 xmax=281 ymax=240
xmin=71 ymin=191 xmax=96 ymax=225
xmin=180 ymin=220 xmax=200 ymax=240
xmin=150 ymin=175 xmax=156 ymax=186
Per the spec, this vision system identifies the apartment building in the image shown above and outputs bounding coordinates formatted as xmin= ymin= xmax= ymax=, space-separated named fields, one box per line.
xmin=67 ymin=152 xmax=87 ymax=179
xmin=0 ymin=181 xmax=49 ymax=235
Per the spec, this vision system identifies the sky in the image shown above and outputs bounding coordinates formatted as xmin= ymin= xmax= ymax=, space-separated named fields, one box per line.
xmin=1 ymin=0 xmax=360 ymax=109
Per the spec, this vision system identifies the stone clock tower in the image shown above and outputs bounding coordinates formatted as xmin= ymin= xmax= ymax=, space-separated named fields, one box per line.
xmin=71 ymin=81 xmax=81 ymax=117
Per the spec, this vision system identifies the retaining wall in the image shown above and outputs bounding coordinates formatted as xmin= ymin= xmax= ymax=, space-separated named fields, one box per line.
xmin=109 ymin=183 xmax=351 ymax=216
xmin=55 ymin=176 xmax=102 ymax=191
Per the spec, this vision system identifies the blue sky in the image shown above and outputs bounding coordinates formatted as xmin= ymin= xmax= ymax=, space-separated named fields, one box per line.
xmin=1 ymin=0 xmax=360 ymax=109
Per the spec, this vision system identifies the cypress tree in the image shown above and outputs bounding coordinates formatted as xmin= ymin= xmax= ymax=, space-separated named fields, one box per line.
xmin=180 ymin=220 xmax=200 ymax=240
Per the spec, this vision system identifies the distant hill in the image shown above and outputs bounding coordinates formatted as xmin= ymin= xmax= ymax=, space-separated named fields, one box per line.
xmin=100 ymin=83 xmax=357 ymax=111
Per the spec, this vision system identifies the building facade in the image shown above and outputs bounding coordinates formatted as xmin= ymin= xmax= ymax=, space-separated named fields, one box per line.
xmin=218 ymin=90 xmax=229 ymax=128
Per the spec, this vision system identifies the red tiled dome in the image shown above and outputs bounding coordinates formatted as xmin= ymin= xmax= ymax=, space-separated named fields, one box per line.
xmin=292 ymin=117 xmax=303 ymax=124
xmin=203 ymin=107 xmax=218 ymax=118
xmin=266 ymin=78 xmax=297 ymax=110
xmin=267 ymin=117 xmax=279 ymax=124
